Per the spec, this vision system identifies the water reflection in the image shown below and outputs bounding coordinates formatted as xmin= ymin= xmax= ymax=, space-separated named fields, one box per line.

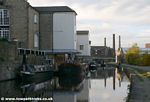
xmin=53 ymin=79 xmax=90 ymax=102
xmin=54 ymin=76 xmax=84 ymax=91
xmin=89 ymin=67 xmax=130 ymax=102
xmin=21 ymin=80 xmax=53 ymax=98
xmin=0 ymin=67 xmax=129 ymax=102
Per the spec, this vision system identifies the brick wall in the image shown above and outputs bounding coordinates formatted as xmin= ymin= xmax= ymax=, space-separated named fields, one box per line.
xmin=145 ymin=43 xmax=150 ymax=48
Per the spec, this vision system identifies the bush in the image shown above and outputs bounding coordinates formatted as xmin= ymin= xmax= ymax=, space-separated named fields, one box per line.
xmin=126 ymin=53 xmax=150 ymax=66
xmin=125 ymin=43 xmax=150 ymax=66
xmin=142 ymin=54 xmax=150 ymax=66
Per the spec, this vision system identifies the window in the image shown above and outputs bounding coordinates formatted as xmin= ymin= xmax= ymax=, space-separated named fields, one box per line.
xmin=0 ymin=27 xmax=10 ymax=39
xmin=0 ymin=9 xmax=10 ymax=39
xmin=89 ymin=41 xmax=91 ymax=45
xmin=80 ymin=45 xmax=84 ymax=50
xmin=0 ymin=9 xmax=9 ymax=26
xmin=34 ymin=14 xmax=38 ymax=24
xmin=34 ymin=33 xmax=39 ymax=48
xmin=95 ymin=50 xmax=98 ymax=55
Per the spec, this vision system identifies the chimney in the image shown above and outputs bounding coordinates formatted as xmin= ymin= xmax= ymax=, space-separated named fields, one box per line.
xmin=113 ymin=34 xmax=116 ymax=57
xmin=104 ymin=37 xmax=106 ymax=47
xmin=119 ymin=35 xmax=121 ymax=48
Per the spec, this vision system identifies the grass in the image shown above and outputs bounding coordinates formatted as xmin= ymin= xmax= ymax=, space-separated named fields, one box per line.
xmin=123 ymin=64 xmax=150 ymax=82
xmin=138 ymin=72 xmax=150 ymax=79
xmin=128 ymin=67 xmax=150 ymax=78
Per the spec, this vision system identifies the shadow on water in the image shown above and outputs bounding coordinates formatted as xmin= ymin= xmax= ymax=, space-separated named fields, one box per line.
xmin=0 ymin=66 xmax=130 ymax=102
xmin=0 ymin=72 xmax=86 ymax=102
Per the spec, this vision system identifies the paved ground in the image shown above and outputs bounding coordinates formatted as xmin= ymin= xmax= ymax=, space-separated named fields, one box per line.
xmin=122 ymin=64 xmax=150 ymax=102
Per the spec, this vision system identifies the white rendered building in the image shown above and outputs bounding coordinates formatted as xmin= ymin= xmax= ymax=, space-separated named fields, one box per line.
xmin=77 ymin=31 xmax=91 ymax=56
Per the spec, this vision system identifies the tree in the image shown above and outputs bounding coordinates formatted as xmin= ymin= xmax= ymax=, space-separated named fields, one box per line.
xmin=142 ymin=54 xmax=150 ymax=66
xmin=126 ymin=43 xmax=140 ymax=65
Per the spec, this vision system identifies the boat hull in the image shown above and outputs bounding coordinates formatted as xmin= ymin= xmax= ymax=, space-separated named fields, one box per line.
xmin=20 ymin=71 xmax=53 ymax=83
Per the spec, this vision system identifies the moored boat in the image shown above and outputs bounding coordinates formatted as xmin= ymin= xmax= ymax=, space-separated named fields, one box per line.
xmin=57 ymin=63 xmax=85 ymax=78
xmin=19 ymin=64 xmax=53 ymax=81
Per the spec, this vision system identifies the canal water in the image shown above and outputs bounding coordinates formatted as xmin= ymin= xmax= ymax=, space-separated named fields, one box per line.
xmin=0 ymin=67 xmax=130 ymax=102
xmin=89 ymin=68 xmax=130 ymax=102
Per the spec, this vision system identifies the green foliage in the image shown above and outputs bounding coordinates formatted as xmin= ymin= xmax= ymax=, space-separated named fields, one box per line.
xmin=141 ymin=54 xmax=150 ymax=66
xmin=125 ymin=43 xmax=150 ymax=66
xmin=126 ymin=43 xmax=140 ymax=65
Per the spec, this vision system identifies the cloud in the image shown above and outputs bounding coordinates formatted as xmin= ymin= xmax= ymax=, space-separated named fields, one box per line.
xmin=28 ymin=0 xmax=150 ymax=47
xmin=138 ymin=29 xmax=150 ymax=37
xmin=28 ymin=0 xmax=150 ymax=25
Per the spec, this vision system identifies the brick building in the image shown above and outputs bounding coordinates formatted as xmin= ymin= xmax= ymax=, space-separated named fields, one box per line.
xmin=145 ymin=43 xmax=150 ymax=48
xmin=0 ymin=0 xmax=78 ymax=53
xmin=91 ymin=46 xmax=114 ymax=58
xmin=0 ymin=0 xmax=39 ymax=49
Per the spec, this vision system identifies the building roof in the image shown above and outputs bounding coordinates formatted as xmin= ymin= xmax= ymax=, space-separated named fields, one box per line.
xmin=77 ymin=31 xmax=89 ymax=35
xmin=34 ymin=6 xmax=77 ymax=14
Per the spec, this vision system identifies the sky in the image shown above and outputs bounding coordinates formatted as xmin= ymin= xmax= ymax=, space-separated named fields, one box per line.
xmin=28 ymin=0 xmax=150 ymax=48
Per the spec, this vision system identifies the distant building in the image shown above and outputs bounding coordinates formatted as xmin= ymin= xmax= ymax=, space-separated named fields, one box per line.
xmin=76 ymin=30 xmax=91 ymax=56
xmin=35 ymin=6 xmax=77 ymax=51
xmin=0 ymin=0 xmax=40 ymax=49
xmin=91 ymin=46 xmax=114 ymax=58
xmin=145 ymin=43 xmax=150 ymax=48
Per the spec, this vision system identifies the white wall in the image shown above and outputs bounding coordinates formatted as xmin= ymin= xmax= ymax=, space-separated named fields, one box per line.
xmin=77 ymin=33 xmax=91 ymax=56
xmin=53 ymin=12 xmax=76 ymax=50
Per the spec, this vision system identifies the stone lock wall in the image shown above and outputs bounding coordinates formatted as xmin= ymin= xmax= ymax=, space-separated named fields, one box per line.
xmin=0 ymin=41 xmax=21 ymax=81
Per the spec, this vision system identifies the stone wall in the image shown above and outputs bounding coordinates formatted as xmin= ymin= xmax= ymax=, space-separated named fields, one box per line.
xmin=39 ymin=13 xmax=53 ymax=50
xmin=28 ymin=6 xmax=40 ymax=49
xmin=0 ymin=41 xmax=21 ymax=81
xmin=0 ymin=80 xmax=22 ymax=97
xmin=0 ymin=41 xmax=47 ymax=81
xmin=1 ymin=0 xmax=40 ymax=49
xmin=0 ymin=41 xmax=19 ymax=62
xmin=0 ymin=62 xmax=20 ymax=81
xmin=5 ymin=0 xmax=29 ymax=48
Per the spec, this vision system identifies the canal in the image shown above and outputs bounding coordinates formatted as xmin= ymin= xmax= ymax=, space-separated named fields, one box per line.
xmin=0 ymin=67 xmax=130 ymax=102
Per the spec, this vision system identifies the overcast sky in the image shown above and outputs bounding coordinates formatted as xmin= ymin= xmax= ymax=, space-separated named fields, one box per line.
xmin=28 ymin=0 xmax=150 ymax=48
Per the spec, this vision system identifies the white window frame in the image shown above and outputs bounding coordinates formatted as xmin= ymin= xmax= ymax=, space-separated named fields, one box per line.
xmin=34 ymin=14 xmax=38 ymax=24
xmin=0 ymin=28 xmax=10 ymax=39
xmin=34 ymin=33 xmax=39 ymax=48
xmin=0 ymin=9 xmax=9 ymax=26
